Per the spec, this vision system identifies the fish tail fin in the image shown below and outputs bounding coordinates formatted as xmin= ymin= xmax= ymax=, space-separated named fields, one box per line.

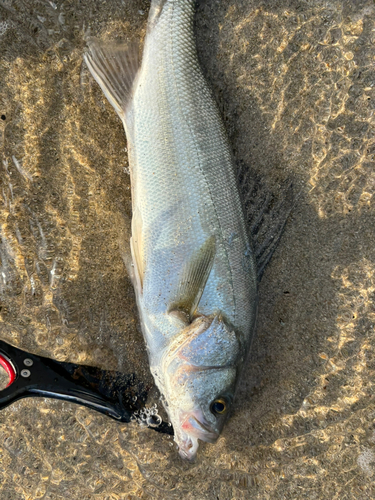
xmin=84 ymin=37 xmax=140 ymax=120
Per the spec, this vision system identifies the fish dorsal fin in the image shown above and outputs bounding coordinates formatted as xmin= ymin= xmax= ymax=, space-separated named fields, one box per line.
xmin=130 ymin=207 xmax=144 ymax=295
xmin=236 ymin=163 xmax=296 ymax=281
xmin=168 ymin=236 xmax=216 ymax=323
xmin=84 ymin=38 xmax=140 ymax=120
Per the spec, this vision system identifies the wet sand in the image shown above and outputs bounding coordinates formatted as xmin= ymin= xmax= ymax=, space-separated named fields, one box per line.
xmin=0 ymin=0 xmax=374 ymax=498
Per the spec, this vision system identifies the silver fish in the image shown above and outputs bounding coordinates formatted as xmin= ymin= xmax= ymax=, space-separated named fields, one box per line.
xmin=84 ymin=0 xmax=257 ymax=460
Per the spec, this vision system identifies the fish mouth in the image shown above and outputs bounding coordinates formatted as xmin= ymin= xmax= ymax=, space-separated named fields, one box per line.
xmin=175 ymin=411 xmax=219 ymax=460
xmin=177 ymin=435 xmax=199 ymax=461
xmin=176 ymin=417 xmax=219 ymax=460
xmin=175 ymin=410 xmax=220 ymax=461
xmin=187 ymin=415 xmax=219 ymax=443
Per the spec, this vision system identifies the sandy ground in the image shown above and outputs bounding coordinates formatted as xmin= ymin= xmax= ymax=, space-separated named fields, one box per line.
xmin=0 ymin=0 xmax=374 ymax=498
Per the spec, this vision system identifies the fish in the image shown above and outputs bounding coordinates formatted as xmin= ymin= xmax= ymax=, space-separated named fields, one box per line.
xmin=84 ymin=0 xmax=259 ymax=460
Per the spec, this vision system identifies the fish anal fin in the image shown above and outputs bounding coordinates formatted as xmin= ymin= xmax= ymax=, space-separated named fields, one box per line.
xmin=84 ymin=37 xmax=140 ymax=120
xmin=148 ymin=0 xmax=169 ymax=30
xmin=168 ymin=236 xmax=216 ymax=322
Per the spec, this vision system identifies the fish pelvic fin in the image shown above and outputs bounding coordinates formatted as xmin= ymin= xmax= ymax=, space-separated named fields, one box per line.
xmin=130 ymin=207 xmax=145 ymax=295
xmin=168 ymin=236 xmax=216 ymax=323
xmin=84 ymin=37 xmax=140 ymax=120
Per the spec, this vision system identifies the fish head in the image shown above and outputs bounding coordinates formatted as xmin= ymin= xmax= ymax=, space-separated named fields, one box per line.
xmin=161 ymin=314 xmax=242 ymax=460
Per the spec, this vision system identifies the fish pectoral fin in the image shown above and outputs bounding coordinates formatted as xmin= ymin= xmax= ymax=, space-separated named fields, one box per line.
xmin=168 ymin=309 xmax=190 ymax=326
xmin=84 ymin=37 xmax=140 ymax=120
xmin=130 ymin=207 xmax=145 ymax=295
xmin=168 ymin=236 xmax=216 ymax=322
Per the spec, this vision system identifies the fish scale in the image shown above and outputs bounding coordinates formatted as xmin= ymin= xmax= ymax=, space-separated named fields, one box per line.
xmin=85 ymin=0 xmax=258 ymax=459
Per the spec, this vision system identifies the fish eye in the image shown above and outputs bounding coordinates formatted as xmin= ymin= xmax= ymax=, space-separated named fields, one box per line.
xmin=210 ymin=398 xmax=228 ymax=415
